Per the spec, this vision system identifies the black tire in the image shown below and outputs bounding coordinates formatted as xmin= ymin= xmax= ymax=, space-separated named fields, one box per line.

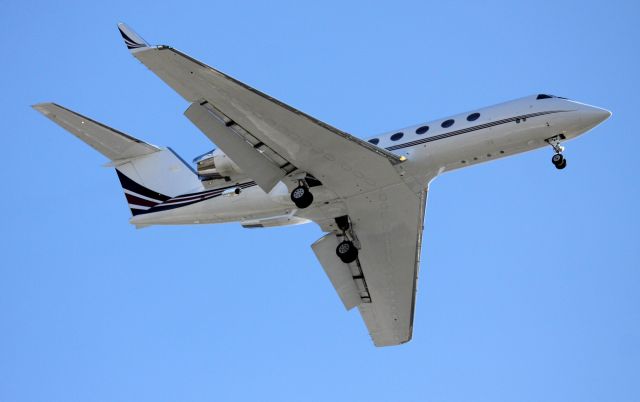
xmin=551 ymin=153 xmax=564 ymax=166
xmin=556 ymin=159 xmax=567 ymax=170
xmin=291 ymin=186 xmax=313 ymax=209
xmin=336 ymin=240 xmax=358 ymax=264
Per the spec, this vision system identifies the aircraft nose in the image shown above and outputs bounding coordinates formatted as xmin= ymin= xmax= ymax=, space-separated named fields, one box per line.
xmin=581 ymin=106 xmax=612 ymax=128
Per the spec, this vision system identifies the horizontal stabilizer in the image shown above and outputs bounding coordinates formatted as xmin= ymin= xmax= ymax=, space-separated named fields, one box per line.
xmin=32 ymin=102 xmax=160 ymax=162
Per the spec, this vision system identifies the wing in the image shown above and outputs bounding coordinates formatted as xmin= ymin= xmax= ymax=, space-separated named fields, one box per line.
xmin=116 ymin=24 xmax=427 ymax=346
xmin=313 ymin=185 xmax=427 ymax=346
xmin=117 ymin=23 xmax=405 ymax=195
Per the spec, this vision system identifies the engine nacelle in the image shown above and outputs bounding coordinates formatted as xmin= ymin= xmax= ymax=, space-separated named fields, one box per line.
xmin=194 ymin=149 xmax=245 ymax=181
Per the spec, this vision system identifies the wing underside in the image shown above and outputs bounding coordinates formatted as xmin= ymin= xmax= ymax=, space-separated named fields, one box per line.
xmin=125 ymin=40 xmax=406 ymax=198
xmin=313 ymin=184 xmax=427 ymax=346
xmin=116 ymin=24 xmax=428 ymax=346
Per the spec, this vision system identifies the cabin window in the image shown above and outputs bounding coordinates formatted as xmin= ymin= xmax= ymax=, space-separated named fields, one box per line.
xmin=467 ymin=112 xmax=480 ymax=121
xmin=390 ymin=132 xmax=404 ymax=141
xmin=415 ymin=126 xmax=429 ymax=135
xmin=368 ymin=138 xmax=379 ymax=145
xmin=441 ymin=119 xmax=454 ymax=128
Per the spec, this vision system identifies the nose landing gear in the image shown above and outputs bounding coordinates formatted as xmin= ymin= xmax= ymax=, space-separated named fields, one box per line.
xmin=546 ymin=134 xmax=567 ymax=170
xmin=551 ymin=153 xmax=567 ymax=170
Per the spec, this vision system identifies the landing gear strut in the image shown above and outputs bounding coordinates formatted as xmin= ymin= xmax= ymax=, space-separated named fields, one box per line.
xmin=290 ymin=181 xmax=314 ymax=209
xmin=546 ymin=134 xmax=567 ymax=170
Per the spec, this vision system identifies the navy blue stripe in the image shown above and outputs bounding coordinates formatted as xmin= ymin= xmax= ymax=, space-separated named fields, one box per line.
xmin=118 ymin=27 xmax=145 ymax=49
xmin=135 ymin=181 xmax=258 ymax=215
xmin=116 ymin=170 xmax=171 ymax=202
xmin=385 ymin=110 xmax=565 ymax=152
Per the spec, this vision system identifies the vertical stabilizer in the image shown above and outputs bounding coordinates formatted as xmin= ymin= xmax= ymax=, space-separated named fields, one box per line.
xmin=33 ymin=102 xmax=203 ymax=217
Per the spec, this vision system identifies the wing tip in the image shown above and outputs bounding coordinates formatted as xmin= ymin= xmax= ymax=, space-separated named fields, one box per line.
xmin=32 ymin=102 xmax=70 ymax=117
xmin=31 ymin=102 xmax=56 ymax=115
xmin=117 ymin=22 xmax=150 ymax=51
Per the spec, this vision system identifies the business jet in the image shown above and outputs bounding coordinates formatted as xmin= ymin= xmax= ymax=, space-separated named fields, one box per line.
xmin=33 ymin=23 xmax=611 ymax=347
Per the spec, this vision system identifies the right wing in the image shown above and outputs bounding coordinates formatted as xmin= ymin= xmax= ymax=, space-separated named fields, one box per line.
xmin=117 ymin=23 xmax=406 ymax=196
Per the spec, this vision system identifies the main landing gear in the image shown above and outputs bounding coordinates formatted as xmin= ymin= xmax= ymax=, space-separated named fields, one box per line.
xmin=334 ymin=215 xmax=359 ymax=264
xmin=546 ymin=134 xmax=567 ymax=170
xmin=290 ymin=181 xmax=314 ymax=209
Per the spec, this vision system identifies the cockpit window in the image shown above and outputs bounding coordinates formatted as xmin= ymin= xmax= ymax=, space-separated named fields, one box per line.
xmin=536 ymin=94 xmax=568 ymax=100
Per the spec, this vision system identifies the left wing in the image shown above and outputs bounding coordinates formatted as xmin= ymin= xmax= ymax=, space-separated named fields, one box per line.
xmin=117 ymin=23 xmax=405 ymax=196
xmin=313 ymin=184 xmax=427 ymax=346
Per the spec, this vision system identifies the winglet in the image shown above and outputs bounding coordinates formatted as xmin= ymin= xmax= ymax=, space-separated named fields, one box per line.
xmin=117 ymin=22 xmax=149 ymax=51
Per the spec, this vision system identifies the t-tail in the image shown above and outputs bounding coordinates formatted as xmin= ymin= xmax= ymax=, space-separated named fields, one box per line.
xmin=32 ymin=103 xmax=203 ymax=221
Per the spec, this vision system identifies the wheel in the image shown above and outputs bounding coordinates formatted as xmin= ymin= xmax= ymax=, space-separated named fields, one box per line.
xmin=551 ymin=153 xmax=564 ymax=166
xmin=336 ymin=240 xmax=358 ymax=264
xmin=290 ymin=186 xmax=313 ymax=208
xmin=556 ymin=159 xmax=567 ymax=170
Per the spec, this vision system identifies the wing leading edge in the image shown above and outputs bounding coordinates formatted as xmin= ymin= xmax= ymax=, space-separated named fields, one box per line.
xmin=117 ymin=23 xmax=406 ymax=199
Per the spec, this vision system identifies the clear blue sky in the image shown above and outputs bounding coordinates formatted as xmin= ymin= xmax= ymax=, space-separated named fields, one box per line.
xmin=1 ymin=1 xmax=638 ymax=401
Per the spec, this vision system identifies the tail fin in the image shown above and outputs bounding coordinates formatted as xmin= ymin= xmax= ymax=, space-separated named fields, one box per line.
xmin=33 ymin=103 xmax=203 ymax=216
xmin=117 ymin=22 xmax=149 ymax=51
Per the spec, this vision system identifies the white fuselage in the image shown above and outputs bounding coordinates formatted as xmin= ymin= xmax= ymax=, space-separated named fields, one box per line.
xmin=129 ymin=94 xmax=610 ymax=227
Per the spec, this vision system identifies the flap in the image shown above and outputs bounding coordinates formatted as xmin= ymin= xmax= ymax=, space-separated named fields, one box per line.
xmin=312 ymin=233 xmax=364 ymax=311
xmin=184 ymin=101 xmax=286 ymax=192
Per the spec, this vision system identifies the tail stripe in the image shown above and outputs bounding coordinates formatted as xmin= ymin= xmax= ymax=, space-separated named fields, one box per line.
xmin=117 ymin=26 xmax=147 ymax=50
xmin=136 ymin=181 xmax=258 ymax=215
xmin=123 ymin=189 xmax=165 ymax=204
xmin=130 ymin=205 xmax=151 ymax=211
xmin=124 ymin=193 xmax=159 ymax=207
xmin=116 ymin=170 xmax=260 ymax=217
xmin=116 ymin=170 xmax=170 ymax=202
xmin=116 ymin=170 xmax=171 ymax=216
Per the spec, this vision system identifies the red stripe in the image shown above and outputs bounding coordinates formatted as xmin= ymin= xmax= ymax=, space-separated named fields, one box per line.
xmin=125 ymin=193 xmax=158 ymax=207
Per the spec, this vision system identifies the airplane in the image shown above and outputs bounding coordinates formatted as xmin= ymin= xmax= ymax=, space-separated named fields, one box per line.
xmin=33 ymin=23 xmax=611 ymax=347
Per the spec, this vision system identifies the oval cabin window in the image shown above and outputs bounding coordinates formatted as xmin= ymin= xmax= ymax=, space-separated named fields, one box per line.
xmin=441 ymin=119 xmax=454 ymax=128
xmin=415 ymin=126 xmax=429 ymax=135
xmin=467 ymin=112 xmax=480 ymax=121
